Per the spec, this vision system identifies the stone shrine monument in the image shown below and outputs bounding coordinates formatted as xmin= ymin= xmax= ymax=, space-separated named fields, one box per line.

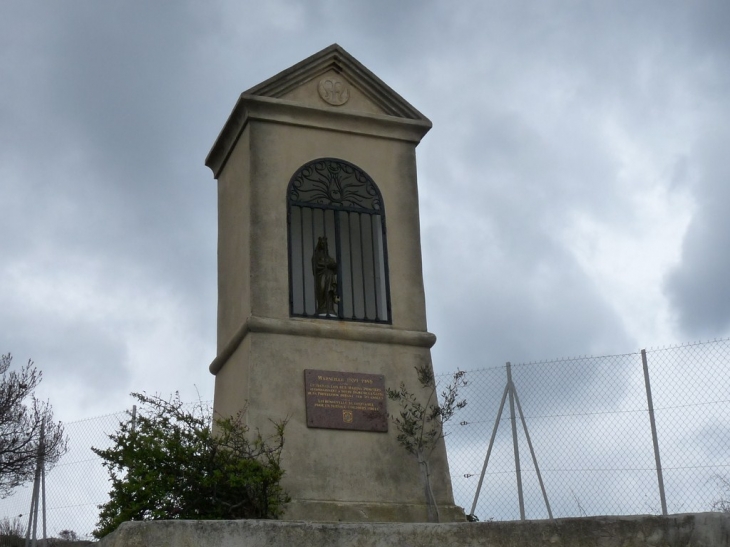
xmin=205 ymin=44 xmax=463 ymax=522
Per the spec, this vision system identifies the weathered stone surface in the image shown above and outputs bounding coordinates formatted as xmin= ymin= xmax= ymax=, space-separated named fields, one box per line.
xmin=205 ymin=43 xmax=461 ymax=521
xmin=97 ymin=513 xmax=730 ymax=547
xmin=281 ymin=499 xmax=466 ymax=524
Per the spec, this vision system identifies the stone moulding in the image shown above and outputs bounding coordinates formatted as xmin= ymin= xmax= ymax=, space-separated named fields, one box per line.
xmin=205 ymin=95 xmax=432 ymax=178
xmin=209 ymin=315 xmax=437 ymax=375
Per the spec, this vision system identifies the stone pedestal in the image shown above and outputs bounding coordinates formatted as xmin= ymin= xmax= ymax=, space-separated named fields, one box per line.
xmin=205 ymin=44 xmax=462 ymax=522
xmin=99 ymin=514 xmax=730 ymax=547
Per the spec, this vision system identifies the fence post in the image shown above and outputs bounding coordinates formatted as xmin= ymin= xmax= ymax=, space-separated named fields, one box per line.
xmin=513 ymin=387 xmax=553 ymax=519
xmin=641 ymin=349 xmax=667 ymax=516
xmin=24 ymin=419 xmax=45 ymax=547
xmin=23 ymin=475 xmax=37 ymax=547
xmin=469 ymin=383 xmax=509 ymax=517
xmin=506 ymin=362 xmax=525 ymax=520
xmin=131 ymin=404 xmax=138 ymax=433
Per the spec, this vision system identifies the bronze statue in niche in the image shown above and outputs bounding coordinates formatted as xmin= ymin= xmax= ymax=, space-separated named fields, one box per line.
xmin=312 ymin=236 xmax=339 ymax=316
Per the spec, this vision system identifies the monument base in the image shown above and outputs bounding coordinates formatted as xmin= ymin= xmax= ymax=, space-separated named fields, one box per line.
xmin=282 ymin=498 xmax=466 ymax=523
xmin=97 ymin=514 xmax=730 ymax=547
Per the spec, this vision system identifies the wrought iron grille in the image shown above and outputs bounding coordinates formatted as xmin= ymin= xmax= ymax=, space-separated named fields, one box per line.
xmin=287 ymin=158 xmax=391 ymax=323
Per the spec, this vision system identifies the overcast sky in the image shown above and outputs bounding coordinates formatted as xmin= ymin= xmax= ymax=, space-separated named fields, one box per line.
xmin=2 ymin=0 xmax=729 ymax=425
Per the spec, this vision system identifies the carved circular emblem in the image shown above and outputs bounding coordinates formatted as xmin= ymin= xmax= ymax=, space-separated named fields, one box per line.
xmin=318 ymin=77 xmax=350 ymax=106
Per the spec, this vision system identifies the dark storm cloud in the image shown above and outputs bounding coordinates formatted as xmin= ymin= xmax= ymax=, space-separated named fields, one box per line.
xmin=665 ymin=123 xmax=730 ymax=336
xmin=423 ymin=111 xmax=633 ymax=365
xmin=399 ymin=1 xmax=730 ymax=372
xmin=661 ymin=2 xmax=730 ymax=337
xmin=3 ymin=303 xmax=131 ymax=392
xmin=0 ymin=2 xmax=221 ymax=412
xmin=0 ymin=0 xmax=364 ymax=415
xmin=411 ymin=21 xmax=643 ymax=371
xmin=1 ymin=0 xmax=729 ymax=422
xmin=0 ymin=2 xmax=217 ymax=296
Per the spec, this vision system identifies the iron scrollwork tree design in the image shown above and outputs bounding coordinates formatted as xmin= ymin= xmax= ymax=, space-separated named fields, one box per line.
xmin=289 ymin=160 xmax=381 ymax=212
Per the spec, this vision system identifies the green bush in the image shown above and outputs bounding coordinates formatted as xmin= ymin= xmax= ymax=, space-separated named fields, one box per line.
xmin=56 ymin=529 xmax=79 ymax=542
xmin=93 ymin=393 xmax=288 ymax=538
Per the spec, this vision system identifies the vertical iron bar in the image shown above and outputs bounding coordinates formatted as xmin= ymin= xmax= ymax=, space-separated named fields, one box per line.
xmin=310 ymin=208 xmax=316 ymax=315
xmin=642 ymin=349 xmax=667 ymax=516
xmin=348 ymin=212 xmax=356 ymax=319
xmin=359 ymin=212 xmax=366 ymax=320
xmin=334 ymin=210 xmax=343 ymax=318
xmin=370 ymin=212 xmax=378 ymax=321
xmin=300 ymin=207 xmax=306 ymax=315
xmin=470 ymin=383 xmax=509 ymax=517
xmin=513 ymin=388 xmax=553 ymax=519
xmin=381 ymin=215 xmax=392 ymax=323
xmin=324 ymin=209 xmax=335 ymax=318
xmin=506 ymin=362 xmax=525 ymax=520
xmin=372 ymin=214 xmax=381 ymax=320
xmin=287 ymin=204 xmax=293 ymax=314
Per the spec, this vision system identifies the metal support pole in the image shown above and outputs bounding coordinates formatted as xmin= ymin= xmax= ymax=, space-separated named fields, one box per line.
xmin=513 ymin=388 xmax=553 ymax=519
xmin=41 ymin=463 xmax=46 ymax=542
xmin=31 ymin=481 xmax=38 ymax=547
xmin=25 ymin=423 xmax=43 ymax=547
xmin=131 ymin=404 xmax=138 ymax=433
xmin=641 ymin=349 xmax=667 ymax=515
xmin=39 ymin=418 xmax=47 ymax=544
xmin=24 ymin=480 xmax=37 ymax=547
xmin=469 ymin=383 xmax=510 ymax=516
xmin=506 ymin=362 xmax=525 ymax=520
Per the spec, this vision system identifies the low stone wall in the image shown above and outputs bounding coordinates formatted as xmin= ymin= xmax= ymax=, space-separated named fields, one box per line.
xmin=97 ymin=513 xmax=729 ymax=547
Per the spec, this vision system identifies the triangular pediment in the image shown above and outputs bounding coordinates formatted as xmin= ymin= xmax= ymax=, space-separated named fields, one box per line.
xmin=206 ymin=44 xmax=432 ymax=177
xmin=244 ymin=44 xmax=429 ymax=122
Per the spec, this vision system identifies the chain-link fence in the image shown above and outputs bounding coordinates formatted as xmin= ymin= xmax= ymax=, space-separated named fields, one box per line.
xmin=0 ymin=410 xmax=127 ymax=540
xmin=1 ymin=339 xmax=729 ymax=538
xmin=443 ymin=339 xmax=730 ymax=521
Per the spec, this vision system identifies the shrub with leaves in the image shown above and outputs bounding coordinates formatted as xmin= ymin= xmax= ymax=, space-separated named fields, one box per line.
xmin=387 ymin=365 xmax=466 ymax=522
xmin=56 ymin=529 xmax=79 ymax=542
xmin=92 ymin=393 xmax=288 ymax=538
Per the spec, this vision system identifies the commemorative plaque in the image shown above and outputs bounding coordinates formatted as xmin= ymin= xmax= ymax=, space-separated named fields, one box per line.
xmin=304 ymin=369 xmax=388 ymax=432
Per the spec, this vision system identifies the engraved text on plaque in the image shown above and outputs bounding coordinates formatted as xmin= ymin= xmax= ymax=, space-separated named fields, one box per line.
xmin=304 ymin=369 xmax=387 ymax=432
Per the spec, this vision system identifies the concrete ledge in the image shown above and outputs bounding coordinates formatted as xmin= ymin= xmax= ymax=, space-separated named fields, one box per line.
xmin=97 ymin=513 xmax=730 ymax=547
xmin=283 ymin=499 xmax=465 ymax=523
xmin=209 ymin=316 xmax=437 ymax=374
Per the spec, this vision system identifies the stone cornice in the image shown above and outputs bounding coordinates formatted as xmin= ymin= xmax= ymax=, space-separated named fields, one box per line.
xmin=205 ymin=95 xmax=432 ymax=178
xmin=209 ymin=315 xmax=437 ymax=375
